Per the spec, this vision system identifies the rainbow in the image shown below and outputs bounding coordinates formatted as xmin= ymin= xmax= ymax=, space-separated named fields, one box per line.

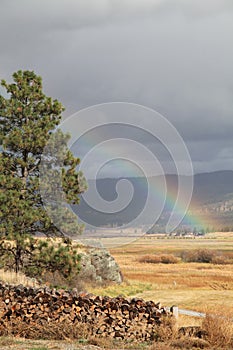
xmin=71 ymin=137 xmax=219 ymax=232
xmin=164 ymin=184 xmax=218 ymax=231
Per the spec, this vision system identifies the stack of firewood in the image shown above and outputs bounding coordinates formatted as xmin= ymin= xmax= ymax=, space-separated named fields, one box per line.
xmin=0 ymin=282 xmax=173 ymax=340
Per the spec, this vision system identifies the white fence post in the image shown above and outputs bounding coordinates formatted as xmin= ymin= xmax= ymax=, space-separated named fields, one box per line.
xmin=171 ymin=305 xmax=179 ymax=319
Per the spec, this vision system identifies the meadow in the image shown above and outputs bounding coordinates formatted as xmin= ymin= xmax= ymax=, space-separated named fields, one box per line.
xmin=90 ymin=232 xmax=233 ymax=317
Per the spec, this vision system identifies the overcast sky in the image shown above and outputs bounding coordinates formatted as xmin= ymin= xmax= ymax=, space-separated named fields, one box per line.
xmin=1 ymin=0 xmax=233 ymax=176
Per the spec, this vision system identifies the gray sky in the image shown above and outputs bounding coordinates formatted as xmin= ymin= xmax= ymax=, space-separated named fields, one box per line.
xmin=1 ymin=0 xmax=233 ymax=176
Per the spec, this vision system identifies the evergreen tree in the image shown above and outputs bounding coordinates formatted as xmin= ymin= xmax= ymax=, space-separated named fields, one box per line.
xmin=0 ymin=70 xmax=87 ymax=274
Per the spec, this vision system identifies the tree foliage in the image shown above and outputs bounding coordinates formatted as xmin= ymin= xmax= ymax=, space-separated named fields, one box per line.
xmin=0 ymin=70 xmax=87 ymax=274
xmin=24 ymin=238 xmax=81 ymax=281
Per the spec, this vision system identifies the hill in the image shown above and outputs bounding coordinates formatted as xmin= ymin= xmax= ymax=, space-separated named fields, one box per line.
xmin=73 ymin=170 xmax=233 ymax=231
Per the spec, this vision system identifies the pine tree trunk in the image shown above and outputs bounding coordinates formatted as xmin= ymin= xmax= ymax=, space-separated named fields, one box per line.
xmin=15 ymin=245 xmax=21 ymax=274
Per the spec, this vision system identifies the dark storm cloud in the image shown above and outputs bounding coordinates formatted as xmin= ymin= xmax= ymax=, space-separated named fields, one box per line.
xmin=0 ymin=0 xmax=233 ymax=174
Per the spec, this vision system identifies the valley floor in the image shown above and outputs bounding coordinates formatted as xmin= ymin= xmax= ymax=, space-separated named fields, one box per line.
xmin=94 ymin=232 xmax=233 ymax=315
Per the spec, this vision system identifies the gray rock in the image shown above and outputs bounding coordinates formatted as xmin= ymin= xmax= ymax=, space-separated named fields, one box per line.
xmin=79 ymin=253 xmax=97 ymax=281
xmin=78 ymin=248 xmax=123 ymax=284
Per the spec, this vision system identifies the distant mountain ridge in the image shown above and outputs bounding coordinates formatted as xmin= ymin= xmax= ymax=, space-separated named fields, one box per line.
xmin=73 ymin=170 xmax=233 ymax=230
xmin=192 ymin=170 xmax=233 ymax=204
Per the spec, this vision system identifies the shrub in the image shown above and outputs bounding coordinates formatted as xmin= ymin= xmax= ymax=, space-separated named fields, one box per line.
xmin=138 ymin=255 xmax=161 ymax=264
xmin=160 ymin=254 xmax=179 ymax=264
xmin=212 ymin=252 xmax=233 ymax=265
xmin=181 ymin=249 xmax=233 ymax=264
xmin=202 ymin=308 xmax=233 ymax=348
xmin=151 ymin=315 xmax=178 ymax=342
xmin=181 ymin=249 xmax=215 ymax=263
xmin=211 ymin=255 xmax=230 ymax=265
xmin=138 ymin=254 xmax=178 ymax=264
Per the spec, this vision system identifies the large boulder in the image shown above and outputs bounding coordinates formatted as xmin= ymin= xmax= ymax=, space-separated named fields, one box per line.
xmin=78 ymin=248 xmax=123 ymax=284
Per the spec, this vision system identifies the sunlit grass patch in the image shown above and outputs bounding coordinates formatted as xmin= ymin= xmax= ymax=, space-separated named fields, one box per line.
xmin=88 ymin=281 xmax=153 ymax=298
xmin=0 ymin=336 xmax=18 ymax=347
xmin=0 ymin=269 xmax=38 ymax=287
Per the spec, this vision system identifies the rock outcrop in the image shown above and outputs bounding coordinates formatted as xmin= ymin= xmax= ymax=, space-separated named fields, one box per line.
xmin=78 ymin=248 xmax=123 ymax=284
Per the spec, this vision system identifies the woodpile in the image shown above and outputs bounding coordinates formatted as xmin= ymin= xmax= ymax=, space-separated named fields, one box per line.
xmin=0 ymin=282 xmax=173 ymax=340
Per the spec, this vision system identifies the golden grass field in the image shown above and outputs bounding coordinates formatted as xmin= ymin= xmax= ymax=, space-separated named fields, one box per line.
xmin=89 ymin=232 xmax=233 ymax=320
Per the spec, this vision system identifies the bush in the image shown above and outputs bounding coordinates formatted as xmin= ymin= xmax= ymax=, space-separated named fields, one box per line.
xmin=202 ymin=308 xmax=233 ymax=348
xmin=160 ymin=254 xmax=179 ymax=264
xmin=211 ymin=255 xmax=230 ymax=265
xmin=138 ymin=254 xmax=179 ymax=264
xmin=212 ymin=252 xmax=233 ymax=265
xmin=181 ymin=249 xmax=215 ymax=263
xmin=181 ymin=249 xmax=233 ymax=264
xmin=138 ymin=255 xmax=162 ymax=264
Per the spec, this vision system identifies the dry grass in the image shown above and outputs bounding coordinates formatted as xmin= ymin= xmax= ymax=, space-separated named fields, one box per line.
xmin=107 ymin=234 xmax=233 ymax=314
xmin=0 ymin=269 xmax=39 ymax=287
xmin=0 ymin=318 xmax=92 ymax=340
xmin=201 ymin=306 xmax=233 ymax=348
xmin=171 ymin=337 xmax=210 ymax=349
xmin=0 ymin=316 xmax=179 ymax=349
xmin=0 ymin=337 xmax=99 ymax=349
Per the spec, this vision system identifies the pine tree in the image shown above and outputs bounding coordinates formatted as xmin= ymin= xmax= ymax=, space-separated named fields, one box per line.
xmin=0 ymin=70 xmax=87 ymax=274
